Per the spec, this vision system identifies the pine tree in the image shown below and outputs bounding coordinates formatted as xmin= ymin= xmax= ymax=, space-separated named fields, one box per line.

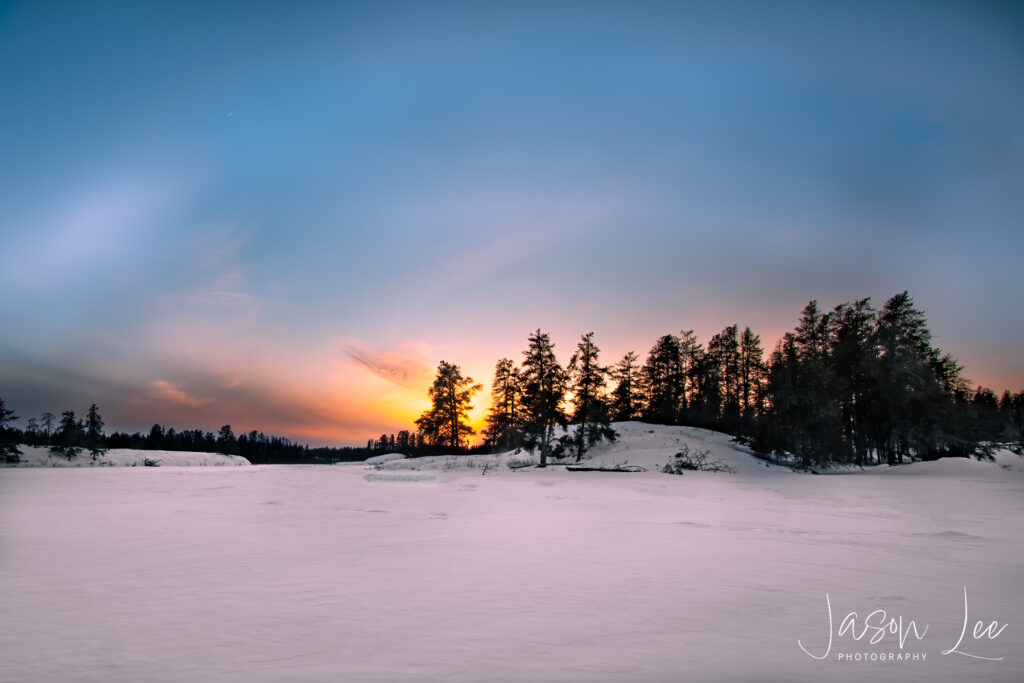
xmin=1012 ymin=392 xmax=1024 ymax=451
xmin=0 ymin=397 xmax=22 ymax=463
xmin=146 ymin=424 xmax=165 ymax=449
xmin=565 ymin=332 xmax=617 ymax=461
xmin=217 ymin=425 xmax=238 ymax=455
xmin=53 ymin=409 xmax=83 ymax=460
xmin=482 ymin=358 xmax=524 ymax=450
xmin=738 ymin=326 xmax=765 ymax=423
xmin=519 ymin=329 xmax=567 ymax=467
xmin=871 ymin=292 xmax=952 ymax=463
xmin=84 ymin=403 xmax=107 ymax=460
xmin=705 ymin=325 xmax=740 ymax=430
xmin=415 ymin=361 xmax=482 ymax=450
xmin=643 ymin=334 xmax=685 ymax=424
xmin=828 ymin=299 xmax=876 ymax=464
xmin=41 ymin=411 xmax=55 ymax=447
xmin=609 ymin=351 xmax=642 ymax=421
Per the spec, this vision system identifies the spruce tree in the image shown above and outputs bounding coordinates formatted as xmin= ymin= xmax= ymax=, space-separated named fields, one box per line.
xmin=609 ymin=351 xmax=642 ymax=421
xmin=565 ymin=332 xmax=617 ymax=461
xmin=871 ymin=291 xmax=954 ymax=463
xmin=738 ymin=327 xmax=766 ymax=424
xmin=84 ymin=403 xmax=107 ymax=460
xmin=482 ymin=358 xmax=524 ymax=450
xmin=828 ymin=299 xmax=876 ymax=464
xmin=41 ymin=411 xmax=55 ymax=447
xmin=0 ymin=397 xmax=22 ymax=463
xmin=643 ymin=334 xmax=685 ymax=424
xmin=415 ymin=361 xmax=482 ymax=450
xmin=705 ymin=325 xmax=740 ymax=430
xmin=519 ymin=329 xmax=567 ymax=467
xmin=217 ymin=425 xmax=238 ymax=455
xmin=53 ymin=410 xmax=83 ymax=460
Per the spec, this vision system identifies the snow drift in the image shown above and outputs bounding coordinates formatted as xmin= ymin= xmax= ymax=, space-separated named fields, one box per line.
xmin=5 ymin=446 xmax=251 ymax=467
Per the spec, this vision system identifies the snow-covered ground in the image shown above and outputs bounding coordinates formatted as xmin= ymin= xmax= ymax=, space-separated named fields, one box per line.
xmin=5 ymin=446 xmax=251 ymax=467
xmin=1 ymin=423 xmax=1021 ymax=682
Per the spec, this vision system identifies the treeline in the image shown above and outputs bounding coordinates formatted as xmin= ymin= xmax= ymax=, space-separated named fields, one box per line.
xmin=0 ymin=404 xmax=376 ymax=465
xmin=409 ymin=291 xmax=1023 ymax=468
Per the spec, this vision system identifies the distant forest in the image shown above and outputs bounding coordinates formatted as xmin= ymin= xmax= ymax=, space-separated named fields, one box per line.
xmin=2 ymin=291 xmax=1022 ymax=468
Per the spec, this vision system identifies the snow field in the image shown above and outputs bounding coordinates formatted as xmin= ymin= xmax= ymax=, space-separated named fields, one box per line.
xmin=1 ymin=424 xmax=1021 ymax=682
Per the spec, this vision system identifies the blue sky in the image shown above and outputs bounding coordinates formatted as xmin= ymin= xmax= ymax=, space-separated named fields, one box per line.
xmin=1 ymin=1 xmax=1022 ymax=444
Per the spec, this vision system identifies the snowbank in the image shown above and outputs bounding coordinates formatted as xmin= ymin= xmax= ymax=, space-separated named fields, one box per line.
xmin=4 ymin=446 xmax=251 ymax=467
xmin=363 ymin=452 xmax=408 ymax=465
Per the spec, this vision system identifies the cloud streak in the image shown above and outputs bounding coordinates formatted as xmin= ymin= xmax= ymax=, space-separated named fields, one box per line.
xmin=343 ymin=342 xmax=433 ymax=390
xmin=150 ymin=380 xmax=212 ymax=408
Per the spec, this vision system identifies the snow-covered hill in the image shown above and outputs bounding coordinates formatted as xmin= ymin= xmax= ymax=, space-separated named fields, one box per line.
xmin=366 ymin=421 xmax=1022 ymax=480
xmin=5 ymin=446 xmax=251 ymax=467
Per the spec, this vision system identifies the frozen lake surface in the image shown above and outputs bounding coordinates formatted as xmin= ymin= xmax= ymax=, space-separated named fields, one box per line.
xmin=2 ymin=425 xmax=1022 ymax=682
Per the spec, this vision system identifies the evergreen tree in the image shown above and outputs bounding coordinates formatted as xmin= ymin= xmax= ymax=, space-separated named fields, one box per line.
xmin=757 ymin=303 xmax=846 ymax=467
xmin=565 ymin=332 xmax=617 ymax=461
xmin=679 ymin=330 xmax=703 ymax=413
xmin=609 ymin=351 xmax=642 ymax=421
xmin=643 ymin=334 xmax=685 ymax=424
xmin=738 ymin=326 xmax=766 ymax=424
xmin=216 ymin=424 xmax=238 ymax=455
xmin=84 ymin=403 xmax=107 ymax=459
xmin=146 ymin=424 xmax=165 ymax=449
xmin=0 ymin=397 xmax=22 ymax=463
xmin=482 ymin=358 xmax=524 ymax=450
xmin=53 ymin=409 xmax=84 ymax=460
xmin=1012 ymin=391 xmax=1024 ymax=451
xmin=519 ymin=329 xmax=567 ymax=467
xmin=41 ymin=411 xmax=55 ymax=447
xmin=415 ymin=361 xmax=481 ymax=450
xmin=828 ymin=299 xmax=876 ymax=464
xmin=704 ymin=325 xmax=740 ymax=430
xmin=871 ymin=292 xmax=955 ymax=463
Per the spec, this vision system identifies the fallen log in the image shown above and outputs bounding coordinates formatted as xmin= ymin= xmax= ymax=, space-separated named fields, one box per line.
xmin=565 ymin=465 xmax=646 ymax=472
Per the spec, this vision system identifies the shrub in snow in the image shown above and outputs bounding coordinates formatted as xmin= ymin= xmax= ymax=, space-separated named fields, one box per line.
xmin=506 ymin=456 xmax=536 ymax=470
xmin=662 ymin=444 xmax=736 ymax=474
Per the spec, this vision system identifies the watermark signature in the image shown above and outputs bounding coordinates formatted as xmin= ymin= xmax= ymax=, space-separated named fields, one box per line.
xmin=798 ymin=587 xmax=1008 ymax=663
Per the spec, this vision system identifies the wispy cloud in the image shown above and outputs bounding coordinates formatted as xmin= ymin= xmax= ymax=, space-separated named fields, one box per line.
xmin=150 ymin=380 xmax=212 ymax=408
xmin=343 ymin=341 xmax=433 ymax=390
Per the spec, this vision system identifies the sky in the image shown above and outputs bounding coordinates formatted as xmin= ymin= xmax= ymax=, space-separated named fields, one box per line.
xmin=1 ymin=1 xmax=1022 ymax=446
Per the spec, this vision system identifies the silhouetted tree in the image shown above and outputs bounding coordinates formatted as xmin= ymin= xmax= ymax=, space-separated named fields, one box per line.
xmin=738 ymin=326 xmax=765 ymax=426
xmin=84 ymin=404 xmax=107 ymax=459
xmin=483 ymin=358 xmax=524 ymax=450
xmin=519 ymin=329 xmax=567 ymax=466
xmin=216 ymin=424 xmax=237 ymax=455
xmin=0 ymin=397 xmax=21 ymax=463
xmin=41 ymin=411 xmax=56 ymax=447
xmin=53 ymin=409 xmax=84 ymax=460
xmin=564 ymin=332 xmax=617 ymax=461
xmin=643 ymin=334 xmax=685 ymax=424
xmin=415 ymin=361 xmax=481 ymax=450
xmin=827 ymin=298 xmax=876 ymax=464
xmin=609 ymin=351 xmax=642 ymax=421
xmin=870 ymin=291 xmax=961 ymax=463
xmin=146 ymin=424 xmax=165 ymax=449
